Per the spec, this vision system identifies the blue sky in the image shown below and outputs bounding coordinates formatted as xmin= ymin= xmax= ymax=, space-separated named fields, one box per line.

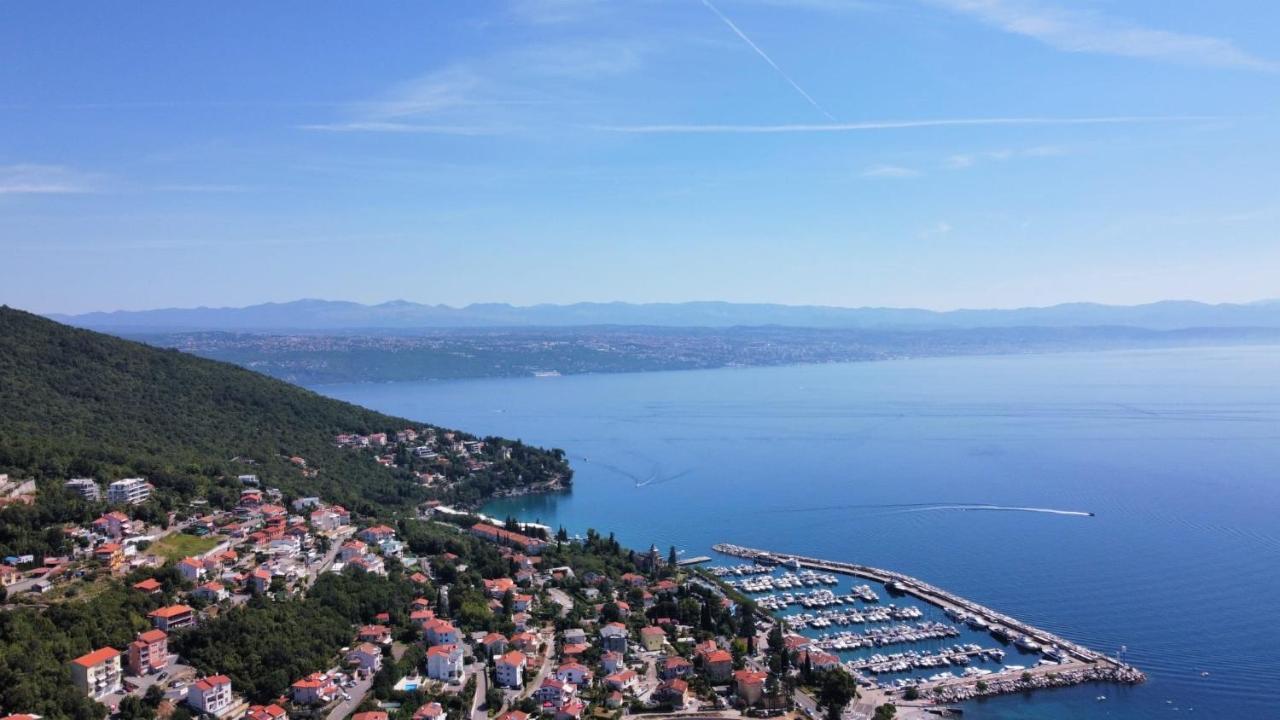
xmin=3 ymin=1 xmax=1278 ymax=314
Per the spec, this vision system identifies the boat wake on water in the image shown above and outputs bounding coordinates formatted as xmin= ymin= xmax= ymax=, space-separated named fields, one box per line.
xmin=776 ymin=502 xmax=1094 ymax=517
xmin=578 ymin=456 xmax=695 ymax=488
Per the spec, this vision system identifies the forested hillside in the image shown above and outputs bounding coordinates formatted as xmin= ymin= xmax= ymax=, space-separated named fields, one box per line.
xmin=0 ymin=306 xmax=570 ymax=556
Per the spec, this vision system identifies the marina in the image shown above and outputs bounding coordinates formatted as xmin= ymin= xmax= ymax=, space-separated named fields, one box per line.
xmin=713 ymin=542 xmax=1145 ymax=710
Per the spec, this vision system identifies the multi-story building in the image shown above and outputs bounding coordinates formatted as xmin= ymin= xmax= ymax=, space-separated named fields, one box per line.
xmin=71 ymin=647 xmax=123 ymax=697
xmin=425 ymin=644 xmax=463 ymax=682
xmin=148 ymin=604 xmax=195 ymax=631
xmin=496 ymin=651 xmax=526 ymax=689
xmin=128 ymin=629 xmax=169 ymax=675
xmin=93 ymin=511 xmax=132 ymax=539
xmin=65 ymin=478 xmax=101 ymax=501
xmin=187 ymin=675 xmax=233 ymax=716
xmin=107 ymin=478 xmax=151 ymax=506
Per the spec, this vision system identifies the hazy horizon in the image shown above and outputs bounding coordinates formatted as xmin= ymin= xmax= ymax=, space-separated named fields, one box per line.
xmin=32 ymin=294 xmax=1280 ymax=318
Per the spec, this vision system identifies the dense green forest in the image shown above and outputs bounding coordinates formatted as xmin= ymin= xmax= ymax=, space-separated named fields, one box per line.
xmin=0 ymin=307 xmax=570 ymax=557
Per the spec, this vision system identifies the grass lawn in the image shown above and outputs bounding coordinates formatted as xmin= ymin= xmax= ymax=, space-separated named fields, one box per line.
xmin=150 ymin=532 xmax=222 ymax=561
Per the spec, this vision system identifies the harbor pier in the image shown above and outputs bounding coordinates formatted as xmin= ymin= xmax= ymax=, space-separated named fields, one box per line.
xmin=712 ymin=542 xmax=1144 ymax=711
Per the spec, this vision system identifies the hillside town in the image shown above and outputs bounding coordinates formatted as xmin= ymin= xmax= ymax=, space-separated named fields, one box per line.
xmin=0 ymin=448 xmax=855 ymax=720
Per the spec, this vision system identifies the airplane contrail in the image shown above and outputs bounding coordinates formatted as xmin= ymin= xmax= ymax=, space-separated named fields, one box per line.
xmin=699 ymin=0 xmax=837 ymax=122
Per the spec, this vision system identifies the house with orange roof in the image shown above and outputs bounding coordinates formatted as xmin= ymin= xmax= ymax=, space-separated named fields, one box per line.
xmin=534 ymin=676 xmax=577 ymax=707
xmin=193 ymin=581 xmax=228 ymax=603
xmin=660 ymin=656 xmax=693 ymax=680
xmin=555 ymin=662 xmax=592 ymax=686
xmin=496 ymin=651 xmax=527 ymax=688
xmin=733 ymin=670 xmax=769 ymax=705
xmin=703 ymin=649 xmax=733 ymax=682
xmin=187 ymin=675 xmax=233 ymax=716
xmin=177 ymin=556 xmax=205 ymax=583
xmin=148 ymin=604 xmax=195 ymax=631
xmin=483 ymin=577 xmax=516 ymax=598
xmin=347 ymin=643 xmax=383 ymax=674
xmin=481 ymin=632 xmax=508 ymax=657
xmin=93 ymin=511 xmax=133 ymax=538
xmin=654 ymin=678 xmax=688 ymax=706
xmin=555 ymin=699 xmax=585 ymax=720
xmin=94 ymin=543 xmax=125 ymax=573
xmin=131 ymin=577 xmax=162 ymax=595
xmin=469 ymin=523 xmax=547 ymax=554
xmin=245 ymin=704 xmax=288 ymax=720
xmin=71 ymin=647 xmax=122 ymax=697
xmin=358 ymin=525 xmax=396 ymax=543
xmin=127 ymin=629 xmax=168 ymax=675
xmin=291 ymin=673 xmax=338 ymax=705
xmin=510 ymin=631 xmax=538 ymax=652
xmin=423 ymin=619 xmax=459 ymax=646
xmin=358 ymin=624 xmax=392 ymax=645
xmin=426 ymin=644 xmax=463 ymax=682
xmin=603 ymin=669 xmax=637 ymax=692
xmin=249 ymin=566 xmax=273 ymax=594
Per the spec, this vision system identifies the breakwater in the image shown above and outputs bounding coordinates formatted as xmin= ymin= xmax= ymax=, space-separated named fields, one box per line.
xmin=712 ymin=542 xmax=1145 ymax=707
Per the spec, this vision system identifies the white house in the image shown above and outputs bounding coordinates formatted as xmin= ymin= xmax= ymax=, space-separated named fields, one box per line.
xmin=187 ymin=675 xmax=233 ymax=717
xmin=555 ymin=662 xmax=592 ymax=686
xmin=425 ymin=644 xmax=463 ymax=683
xmin=534 ymin=677 xmax=577 ymax=708
xmin=347 ymin=643 xmax=383 ymax=674
xmin=496 ymin=651 xmax=527 ymax=689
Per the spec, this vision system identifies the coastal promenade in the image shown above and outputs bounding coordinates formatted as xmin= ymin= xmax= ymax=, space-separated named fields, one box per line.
xmin=712 ymin=543 xmax=1145 ymax=711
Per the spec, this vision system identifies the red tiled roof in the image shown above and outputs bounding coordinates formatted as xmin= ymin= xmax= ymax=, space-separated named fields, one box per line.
xmin=705 ymin=649 xmax=732 ymax=664
xmin=193 ymin=675 xmax=230 ymax=691
xmin=72 ymin=647 xmax=120 ymax=667
xmin=148 ymin=604 xmax=193 ymax=619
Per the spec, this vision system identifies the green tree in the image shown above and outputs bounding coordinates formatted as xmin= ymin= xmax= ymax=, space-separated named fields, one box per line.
xmin=816 ymin=670 xmax=858 ymax=720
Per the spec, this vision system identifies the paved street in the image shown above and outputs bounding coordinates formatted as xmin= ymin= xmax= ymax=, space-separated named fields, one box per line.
xmin=470 ymin=660 xmax=490 ymax=720
xmin=326 ymin=670 xmax=373 ymax=720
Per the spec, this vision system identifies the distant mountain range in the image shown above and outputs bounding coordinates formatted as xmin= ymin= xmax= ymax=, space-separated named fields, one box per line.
xmin=46 ymin=298 xmax=1280 ymax=332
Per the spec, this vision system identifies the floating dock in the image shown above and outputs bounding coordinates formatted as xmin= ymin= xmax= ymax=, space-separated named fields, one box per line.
xmin=677 ymin=555 xmax=712 ymax=566
xmin=712 ymin=542 xmax=1144 ymax=709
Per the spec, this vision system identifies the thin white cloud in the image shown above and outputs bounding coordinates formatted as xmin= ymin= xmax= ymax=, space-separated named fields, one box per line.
xmin=947 ymin=144 xmax=1066 ymax=168
xmin=928 ymin=0 xmax=1277 ymax=71
xmin=863 ymin=164 xmax=921 ymax=178
xmin=304 ymin=39 xmax=648 ymax=136
xmin=700 ymin=0 xmax=837 ymax=121
xmin=0 ymin=164 xmax=100 ymax=195
xmin=593 ymin=115 xmax=1221 ymax=134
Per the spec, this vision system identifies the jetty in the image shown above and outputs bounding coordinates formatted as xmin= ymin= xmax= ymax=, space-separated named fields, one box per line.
xmin=676 ymin=555 xmax=712 ymax=566
xmin=712 ymin=542 xmax=1144 ymax=710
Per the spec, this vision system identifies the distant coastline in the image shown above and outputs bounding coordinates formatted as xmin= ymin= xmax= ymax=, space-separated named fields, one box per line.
xmin=123 ymin=325 xmax=1280 ymax=385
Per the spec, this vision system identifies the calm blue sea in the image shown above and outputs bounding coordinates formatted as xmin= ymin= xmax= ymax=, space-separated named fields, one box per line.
xmin=318 ymin=346 xmax=1280 ymax=719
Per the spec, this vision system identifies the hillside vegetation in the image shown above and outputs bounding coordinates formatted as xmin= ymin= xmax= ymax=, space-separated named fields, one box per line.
xmin=0 ymin=306 xmax=569 ymax=557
